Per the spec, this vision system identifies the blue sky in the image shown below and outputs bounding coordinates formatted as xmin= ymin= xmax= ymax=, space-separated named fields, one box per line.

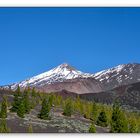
xmin=0 ymin=7 xmax=140 ymax=85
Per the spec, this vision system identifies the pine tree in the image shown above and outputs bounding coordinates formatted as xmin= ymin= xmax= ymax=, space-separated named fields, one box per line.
xmin=30 ymin=88 xmax=39 ymax=108
xmin=0 ymin=119 xmax=10 ymax=133
xmin=110 ymin=101 xmax=128 ymax=133
xmin=28 ymin=123 xmax=33 ymax=133
xmin=129 ymin=117 xmax=138 ymax=133
xmin=63 ymin=98 xmax=73 ymax=117
xmin=79 ymin=102 xmax=84 ymax=115
xmin=31 ymin=87 xmax=36 ymax=98
xmin=84 ymin=103 xmax=91 ymax=119
xmin=16 ymin=86 xmax=21 ymax=96
xmin=96 ymin=110 xmax=108 ymax=127
xmin=0 ymin=96 xmax=8 ymax=118
xmin=11 ymin=86 xmax=21 ymax=112
xmin=57 ymin=95 xmax=62 ymax=106
xmin=23 ymin=90 xmax=31 ymax=114
xmin=27 ymin=86 xmax=31 ymax=94
xmin=90 ymin=102 xmax=98 ymax=122
xmin=48 ymin=95 xmax=54 ymax=107
xmin=74 ymin=96 xmax=84 ymax=114
xmin=52 ymin=94 xmax=62 ymax=107
xmin=89 ymin=123 xmax=96 ymax=133
xmin=38 ymin=98 xmax=51 ymax=120
xmin=75 ymin=96 xmax=80 ymax=112
xmin=17 ymin=100 xmax=25 ymax=118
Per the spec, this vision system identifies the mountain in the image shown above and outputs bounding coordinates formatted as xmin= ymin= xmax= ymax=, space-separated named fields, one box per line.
xmin=93 ymin=63 xmax=140 ymax=91
xmin=3 ymin=63 xmax=103 ymax=94
xmin=9 ymin=63 xmax=93 ymax=89
xmin=2 ymin=63 xmax=140 ymax=94
xmin=80 ymin=81 xmax=140 ymax=111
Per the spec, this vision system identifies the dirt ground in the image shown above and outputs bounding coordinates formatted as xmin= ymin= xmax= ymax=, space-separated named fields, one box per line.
xmin=5 ymin=106 xmax=110 ymax=133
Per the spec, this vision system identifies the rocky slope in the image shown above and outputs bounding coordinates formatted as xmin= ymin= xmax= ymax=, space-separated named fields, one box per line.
xmin=8 ymin=63 xmax=94 ymax=90
xmin=93 ymin=63 xmax=140 ymax=91
xmin=36 ymin=78 xmax=103 ymax=94
xmin=80 ymin=81 xmax=140 ymax=111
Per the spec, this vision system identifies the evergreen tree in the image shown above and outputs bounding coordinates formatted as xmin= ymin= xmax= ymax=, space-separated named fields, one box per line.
xmin=84 ymin=102 xmax=91 ymax=119
xmin=75 ymin=96 xmax=80 ymax=112
xmin=31 ymin=87 xmax=36 ymax=98
xmin=30 ymin=88 xmax=40 ymax=108
xmin=27 ymin=86 xmax=31 ymax=94
xmin=38 ymin=98 xmax=51 ymax=120
xmin=90 ymin=102 xmax=98 ymax=122
xmin=53 ymin=95 xmax=58 ymax=106
xmin=17 ymin=100 xmax=25 ymax=118
xmin=23 ymin=90 xmax=31 ymax=114
xmin=0 ymin=119 xmax=10 ymax=133
xmin=16 ymin=86 xmax=21 ymax=96
xmin=48 ymin=95 xmax=54 ymax=107
xmin=11 ymin=86 xmax=21 ymax=112
xmin=74 ymin=96 xmax=84 ymax=114
xmin=96 ymin=110 xmax=108 ymax=127
xmin=110 ymin=101 xmax=128 ymax=133
xmin=53 ymin=94 xmax=62 ymax=107
xmin=63 ymin=98 xmax=73 ymax=117
xmin=79 ymin=102 xmax=84 ymax=115
xmin=0 ymin=96 xmax=8 ymax=118
xmin=28 ymin=123 xmax=33 ymax=133
xmin=57 ymin=95 xmax=62 ymax=106
xmin=129 ymin=117 xmax=138 ymax=133
xmin=89 ymin=123 xmax=96 ymax=133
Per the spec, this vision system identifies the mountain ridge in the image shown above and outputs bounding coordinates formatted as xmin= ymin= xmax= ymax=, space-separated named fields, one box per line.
xmin=1 ymin=62 xmax=140 ymax=94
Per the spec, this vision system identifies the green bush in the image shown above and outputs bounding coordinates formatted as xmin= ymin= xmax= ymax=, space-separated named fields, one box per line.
xmin=129 ymin=117 xmax=138 ymax=133
xmin=28 ymin=124 xmax=33 ymax=133
xmin=0 ymin=119 xmax=10 ymax=133
xmin=89 ymin=123 xmax=96 ymax=133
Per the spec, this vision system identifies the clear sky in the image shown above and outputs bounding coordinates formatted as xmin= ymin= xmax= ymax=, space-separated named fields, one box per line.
xmin=0 ymin=7 xmax=140 ymax=85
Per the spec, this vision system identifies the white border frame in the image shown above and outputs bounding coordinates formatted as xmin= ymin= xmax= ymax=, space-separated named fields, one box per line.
xmin=0 ymin=0 xmax=140 ymax=6
xmin=0 ymin=1 xmax=140 ymax=140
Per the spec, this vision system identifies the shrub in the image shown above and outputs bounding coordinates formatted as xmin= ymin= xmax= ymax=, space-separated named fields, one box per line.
xmin=0 ymin=119 xmax=10 ymax=133
xmin=129 ymin=117 xmax=138 ymax=133
xmin=28 ymin=124 xmax=33 ymax=133
xmin=89 ymin=123 xmax=96 ymax=133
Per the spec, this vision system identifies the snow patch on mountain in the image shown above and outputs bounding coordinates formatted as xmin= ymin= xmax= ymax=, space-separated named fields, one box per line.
xmin=10 ymin=63 xmax=94 ymax=90
xmin=92 ymin=63 xmax=140 ymax=91
xmin=93 ymin=64 xmax=125 ymax=80
xmin=2 ymin=63 xmax=140 ymax=92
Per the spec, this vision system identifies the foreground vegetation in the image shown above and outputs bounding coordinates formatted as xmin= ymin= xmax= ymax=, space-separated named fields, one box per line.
xmin=0 ymin=86 xmax=140 ymax=133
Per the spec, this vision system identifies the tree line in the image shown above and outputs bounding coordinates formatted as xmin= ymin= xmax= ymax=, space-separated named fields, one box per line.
xmin=0 ymin=86 xmax=140 ymax=133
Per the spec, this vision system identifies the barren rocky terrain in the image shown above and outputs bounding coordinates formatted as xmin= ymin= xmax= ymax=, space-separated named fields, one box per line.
xmin=5 ymin=106 xmax=109 ymax=133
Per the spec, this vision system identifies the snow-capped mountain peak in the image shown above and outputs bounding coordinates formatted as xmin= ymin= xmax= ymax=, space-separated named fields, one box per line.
xmin=2 ymin=63 xmax=140 ymax=93
xmin=93 ymin=64 xmax=125 ymax=80
xmin=10 ymin=63 xmax=93 ymax=90
xmin=93 ymin=63 xmax=140 ymax=91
